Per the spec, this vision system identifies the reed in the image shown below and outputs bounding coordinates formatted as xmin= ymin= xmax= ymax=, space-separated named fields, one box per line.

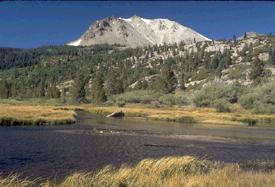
xmin=0 ymin=104 xmax=80 ymax=126
xmin=88 ymin=104 xmax=275 ymax=126
xmin=2 ymin=156 xmax=275 ymax=187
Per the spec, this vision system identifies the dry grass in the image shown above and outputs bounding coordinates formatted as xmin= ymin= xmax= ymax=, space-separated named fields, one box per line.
xmin=87 ymin=104 xmax=275 ymax=126
xmin=2 ymin=156 xmax=275 ymax=187
xmin=0 ymin=104 xmax=81 ymax=126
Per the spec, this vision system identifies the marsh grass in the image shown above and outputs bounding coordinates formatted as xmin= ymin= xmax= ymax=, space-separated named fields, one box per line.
xmin=0 ymin=104 xmax=80 ymax=126
xmin=3 ymin=156 xmax=275 ymax=187
xmin=88 ymin=104 xmax=275 ymax=126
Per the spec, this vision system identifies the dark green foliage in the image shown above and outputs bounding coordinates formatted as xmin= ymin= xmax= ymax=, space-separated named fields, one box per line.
xmin=268 ymin=47 xmax=275 ymax=65
xmin=213 ymin=99 xmax=231 ymax=112
xmin=249 ymin=57 xmax=265 ymax=83
xmin=72 ymin=73 xmax=90 ymax=103
xmin=179 ymin=72 xmax=186 ymax=90
xmin=104 ymin=69 xmax=124 ymax=97
xmin=0 ymin=38 xmax=274 ymax=115
xmin=156 ymin=64 xmax=177 ymax=94
xmin=47 ymin=86 xmax=61 ymax=98
xmin=239 ymin=83 xmax=275 ymax=114
xmin=193 ymin=82 xmax=246 ymax=107
xmin=176 ymin=116 xmax=197 ymax=124
xmin=35 ymin=80 xmax=46 ymax=98
xmin=0 ymin=80 xmax=10 ymax=99
xmin=91 ymin=70 xmax=107 ymax=103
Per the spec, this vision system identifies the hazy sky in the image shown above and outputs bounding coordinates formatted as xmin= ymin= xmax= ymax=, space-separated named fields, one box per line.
xmin=1 ymin=1 xmax=275 ymax=48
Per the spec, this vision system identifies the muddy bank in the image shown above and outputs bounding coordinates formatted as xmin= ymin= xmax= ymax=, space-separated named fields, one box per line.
xmin=1 ymin=111 xmax=275 ymax=180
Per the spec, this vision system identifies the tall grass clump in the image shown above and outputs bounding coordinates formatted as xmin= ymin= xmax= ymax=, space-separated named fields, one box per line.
xmin=4 ymin=156 xmax=275 ymax=187
xmin=0 ymin=104 xmax=77 ymax=126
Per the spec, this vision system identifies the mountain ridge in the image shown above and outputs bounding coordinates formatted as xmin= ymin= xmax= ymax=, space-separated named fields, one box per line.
xmin=68 ymin=16 xmax=210 ymax=48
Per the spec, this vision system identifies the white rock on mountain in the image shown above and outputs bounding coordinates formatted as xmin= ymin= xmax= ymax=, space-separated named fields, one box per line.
xmin=68 ymin=16 xmax=210 ymax=48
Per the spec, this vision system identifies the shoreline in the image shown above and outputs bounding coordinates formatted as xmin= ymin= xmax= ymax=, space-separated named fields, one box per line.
xmin=0 ymin=102 xmax=275 ymax=127
xmin=87 ymin=104 xmax=275 ymax=127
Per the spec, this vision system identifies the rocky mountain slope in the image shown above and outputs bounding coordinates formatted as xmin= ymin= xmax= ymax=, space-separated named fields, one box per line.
xmin=68 ymin=16 xmax=210 ymax=48
xmin=1 ymin=32 xmax=275 ymax=100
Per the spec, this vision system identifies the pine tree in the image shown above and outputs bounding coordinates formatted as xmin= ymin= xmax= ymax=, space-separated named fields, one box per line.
xmin=211 ymin=52 xmax=221 ymax=70
xmin=0 ymin=80 xmax=10 ymax=99
xmin=233 ymin=35 xmax=237 ymax=43
xmin=250 ymin=57 xmax=265 ymax=83
xmin=156 ymin=64 xmax=177 ymax=93
xmin=179 ymin=72 xmax=186 ymax=90
xmin=35 ymin=79 xmax=46 ymax=98
xmin=244 ymin=32 xmax=247 ymax=39
xmin=104 ymin=69 xmax=123 ymax=97
xmin=91 ymin=70 xmax=106 ymax=103
xmin=72 ymin=73 xmax=89 ymax=102
xmin=47 ymin=85 xmax=61 ymax=98
xmin=268 ymin=47 xmax=275 ymax=65
xmin=217 ymin=50 xmax=232 ymax=73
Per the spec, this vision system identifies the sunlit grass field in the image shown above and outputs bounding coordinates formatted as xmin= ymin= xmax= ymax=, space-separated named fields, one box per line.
xmin=1 ymin=156 xmax=275 ymax=187
xmin=0 ymin=104 xmax=79 ymax=126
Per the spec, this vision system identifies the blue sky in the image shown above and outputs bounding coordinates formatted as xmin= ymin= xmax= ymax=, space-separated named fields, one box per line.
xmin=0 ymin=1 xmax=275 ymax=48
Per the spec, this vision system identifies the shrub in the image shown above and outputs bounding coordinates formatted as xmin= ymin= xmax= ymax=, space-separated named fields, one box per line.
xmin=150 ymin=101 xmax=161 ymax=108
xmin=116 ymin=99 xmax=126 ymax=107
xmin=110 ymin=90 xmax=163 ymax=104
xmin=176 ymin=116 xmax=197 ymax=123
xmin=239 ymin=93 xmax=259 ymax=109
xmin=109 ymin=90 xmax=190 ymax=107
xmin=213 ymin=99 xmax=231 ymax=112
xmin=158 ymin=94 xmax=177 ymax=106
xmin=193 ymin=82 xmax=247 ymax=107
xmin=239 ymin=82 xmax=275 ymax=114
xmin=193 ymin=83 xmax=227 ymax=107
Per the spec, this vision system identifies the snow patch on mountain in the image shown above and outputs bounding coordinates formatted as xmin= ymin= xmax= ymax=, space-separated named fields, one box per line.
xmin=68 ymin=16 xmax=210 ymax=47
xmin=68 ymin=39 xmax=82 ymax=46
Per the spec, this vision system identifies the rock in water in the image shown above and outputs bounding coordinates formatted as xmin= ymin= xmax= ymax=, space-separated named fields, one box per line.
xmin=106 ymin=111 xmax=125 ymax=118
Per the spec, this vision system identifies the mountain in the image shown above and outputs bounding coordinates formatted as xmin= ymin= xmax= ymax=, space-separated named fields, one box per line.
xmin=68 ymin=16 xmax=210 ymax=48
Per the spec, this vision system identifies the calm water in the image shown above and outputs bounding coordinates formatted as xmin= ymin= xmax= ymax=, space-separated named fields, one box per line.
xmin=1 ymin=111 xmax=275 ymax=180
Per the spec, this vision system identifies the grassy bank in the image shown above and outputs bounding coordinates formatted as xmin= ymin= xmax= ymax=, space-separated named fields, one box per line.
xmin=88 ymin=104 xmax=275 ymax=126
xmin=0 ymin=104 xmax=80 ymax=126
xmin=2 ymin=156 xmax=275 ymax=187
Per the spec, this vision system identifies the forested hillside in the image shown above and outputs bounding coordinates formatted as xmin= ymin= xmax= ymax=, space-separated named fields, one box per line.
xmin=1 ymin=34 xmax=275 ymax=114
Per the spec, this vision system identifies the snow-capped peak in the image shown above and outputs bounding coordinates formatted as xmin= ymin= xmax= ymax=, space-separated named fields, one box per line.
xmin=68 ymin=16 xmax=210 ymax=47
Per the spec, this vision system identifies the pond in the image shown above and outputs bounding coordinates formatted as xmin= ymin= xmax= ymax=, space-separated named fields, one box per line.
xmin=1 ymin=111 xmax=275 ymax=180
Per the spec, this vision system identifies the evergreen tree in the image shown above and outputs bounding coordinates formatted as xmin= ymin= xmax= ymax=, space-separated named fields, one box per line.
xmin=244 ymin=32 xmax=247 ymax=39
xmin=179 ymin=72 xmax=186 ymax=90
xmin=47 ymin=85 xmax=61 ymax=98
xmin=250 ymin=57 xmax=265 ymax=83
xmin=233 ymin=35 xmax=237 ymax=43
xmin=35 ymin=79 xmax=46 ymax=98
xmin=72 ymin=73 xmax=89 ymax=102
xmin=0 ymin=80 xmax=10 ymax=99
xmin=211 ymin=52 xmax=221 ymax=70
xmin=217 ymin=50 xmax=232 ymax=73
xmin=91 ymin=70 xmax=107 ymax=103
xmin=268 ymin=47 xmax=275 ymax=65
xmin=156 ymin=64 xmax=177 ymax=93
xmin=104 ymin=69 xmax=123 ymax=97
